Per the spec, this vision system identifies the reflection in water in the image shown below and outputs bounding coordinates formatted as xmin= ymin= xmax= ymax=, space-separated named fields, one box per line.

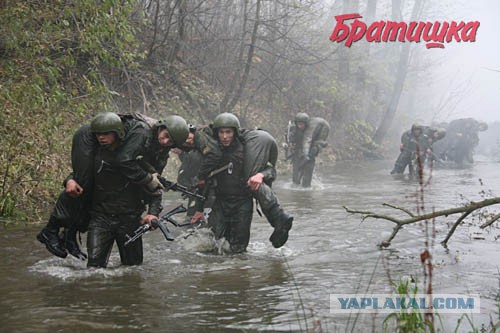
xmin=1 ymin=158 xmax=499 ymax=332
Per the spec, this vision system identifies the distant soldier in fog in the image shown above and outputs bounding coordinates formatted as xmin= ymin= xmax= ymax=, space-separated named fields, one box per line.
xmin=390 ymin=123 xmax=426 ymax=175
xmin=433 ymin=118 xmax=488 ymax=165
xmin=285 ymin=113 xmax=330 ymax=187
xmin=390 ymin=123 xmax=446 ymax=176
xmin=423 ymin=126 xmax=447 ymax=163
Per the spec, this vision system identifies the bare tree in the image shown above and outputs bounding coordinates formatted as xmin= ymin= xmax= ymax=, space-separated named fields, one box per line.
xmin=219 ymin=0 xmax=261 ymax=116
xmin=372 ymin=0 xmax=423 ymax=145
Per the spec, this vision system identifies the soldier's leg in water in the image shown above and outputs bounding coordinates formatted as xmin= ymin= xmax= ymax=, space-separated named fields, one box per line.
xmin=116 ymin=214 xmax=143 ymax=266
xmin=465 ymin=149 xmax=474 ymax=163
xmin=59 ymin=196 xmax=91 ymax=260
xmin=391 ymin=150 xmax=411 ymax=174
xmin=227 ymin=199 xmax=253 ymax=253
xmin=87 ymin=214 xmax=114 ymax=268
xmin=292 ymin=157 xmax=302 ymax=185
xmin=37 ymin=214 xmax=67 ymax=258
xmin=301 ymin=159 xmax=315 ymax=187
xmin=207 ymin=200 xmax=228 ymax=242
xmin=253 ymin=183 xmax=293 ymax=248
xmin=36 ymin=190 xmax=75 ymax=258
xmin=61 ymin=226 xmax=87 ymax=260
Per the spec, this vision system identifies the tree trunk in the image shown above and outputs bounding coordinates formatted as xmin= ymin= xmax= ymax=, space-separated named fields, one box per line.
xmin=167 ymin=0 xmax=186 ymax=65
xmin=372 ymin=0 xmax=422 ymax=145
xmin=221 ymin=0 xmax=261 ymax=115
xmin=337 ymin=0 xmax=355 ymax=81
xmin=219 ymin=0 xmax=249 ymax=112
xmin=366 ymin=0 xmax=377 ymax=22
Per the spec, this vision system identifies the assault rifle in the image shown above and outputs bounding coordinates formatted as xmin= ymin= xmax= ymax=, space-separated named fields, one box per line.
xmin=135 ymin=156 xmax=205 ymax=201
xmin=158 ymin=175 xmax=206 ymax=201
xmin=124 ymin=204 xmax=188 ymax=246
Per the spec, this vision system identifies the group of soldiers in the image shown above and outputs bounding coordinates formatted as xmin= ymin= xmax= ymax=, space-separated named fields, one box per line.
xmin=36 ymin=110 xmax=486 ymax=267
xmin=390 ymin=118 xmax=488 ymax=176
xmin=433 ymin=118 xmax=488 ymax=165
xmin=37 ymin=111 xmax=330 ymax=268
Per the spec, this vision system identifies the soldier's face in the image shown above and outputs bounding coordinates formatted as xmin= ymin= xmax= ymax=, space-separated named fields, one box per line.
xmin=296 ymin=122 xmax=306 ymax=130
xmin=158 ymin=128 xmax=174 ymax=147
xmin=218 ymin=127 xmax=234 ymax=147
xmin=183 ymin=132 xmax=195 ymax=147
xmin=95 ymin=132 xmax=117 ymax=146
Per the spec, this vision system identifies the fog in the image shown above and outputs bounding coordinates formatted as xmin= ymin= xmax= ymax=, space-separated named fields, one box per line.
xmin=403 ymin=0 xmax=500 ymax=124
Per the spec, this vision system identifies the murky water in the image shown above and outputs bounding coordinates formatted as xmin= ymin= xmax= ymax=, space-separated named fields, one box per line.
xmin=1 ymin=158 xmax=499 ymax=332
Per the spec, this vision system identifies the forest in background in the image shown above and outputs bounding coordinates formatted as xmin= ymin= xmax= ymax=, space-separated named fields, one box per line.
xmin=0 ymin=0 xmax=478 ymax=220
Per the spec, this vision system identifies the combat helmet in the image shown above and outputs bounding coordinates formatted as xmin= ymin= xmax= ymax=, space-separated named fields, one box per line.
xmin=213 ymin=113 xmax=241 ymax=134
xmin=90 ymin=112 xmax=125 ymax=139
xmin=411 ymin=122 xmax=424 ymax=134
xmin=294 ymin=112 xmax=310 ymax=125
xmin=157 ymin=115 xmax=190 ymax=146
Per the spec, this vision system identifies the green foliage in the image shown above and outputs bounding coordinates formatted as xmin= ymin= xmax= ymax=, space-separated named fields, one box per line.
xmin=0 ymin=0 xmax=142 ymax=220
xmin=0 ymin=192 xmax=16 ymax=217
xmin=383 ymin=278 xmax=433 ymax=333
xmin=338 ymin=120 xmax=381 ymax=160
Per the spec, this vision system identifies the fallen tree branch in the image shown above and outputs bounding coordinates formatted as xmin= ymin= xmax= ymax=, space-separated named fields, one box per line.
xmin=344 ymin=196 xmax=500 ymax=248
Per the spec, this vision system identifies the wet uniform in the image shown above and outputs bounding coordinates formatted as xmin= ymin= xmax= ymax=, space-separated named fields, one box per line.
xmin=207 ymin=137 xmax=254 ymax=253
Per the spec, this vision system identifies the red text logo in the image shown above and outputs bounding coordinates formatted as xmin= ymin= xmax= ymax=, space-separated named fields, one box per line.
xmin=330 ymin=13 xmax=480 ymax=49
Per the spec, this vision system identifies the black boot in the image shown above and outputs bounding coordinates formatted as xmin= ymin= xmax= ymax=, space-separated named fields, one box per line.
xmin=268 ymin=209 xmax=294 ymax=248
xmin=61 ymin=228 xmax=87 ymax=260
xmin=37 ymin=217 xmax=67 ymax=258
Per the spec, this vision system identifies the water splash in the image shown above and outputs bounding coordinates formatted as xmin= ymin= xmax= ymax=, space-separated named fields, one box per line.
xmin=29 ymin=254 xmax=137 ymax=280
xmin=174 ymin=228 xmax=217 ymax=253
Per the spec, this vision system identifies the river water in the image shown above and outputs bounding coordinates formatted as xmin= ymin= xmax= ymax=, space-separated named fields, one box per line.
xmin=1 ymin=158 xmax=499 ymax=332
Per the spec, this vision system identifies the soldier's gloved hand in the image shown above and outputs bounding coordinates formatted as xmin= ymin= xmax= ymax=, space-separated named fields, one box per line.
xmin=146 ymin=173 xmax=164 ymax=192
